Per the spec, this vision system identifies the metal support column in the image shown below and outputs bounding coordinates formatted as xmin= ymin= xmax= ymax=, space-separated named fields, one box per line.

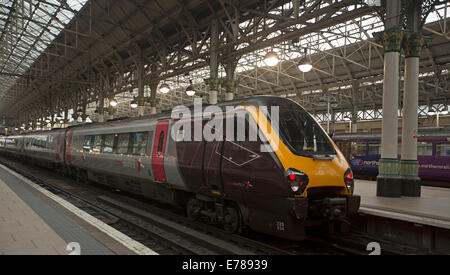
xmin=81 ymin=91 xmax=88 ymax=123
xmin=374 ymin=0 xmax=404 ymax=197
xmin=137 ymin=54 xmax=145 ymax=117
xmin=206 ymin=19 xmax=219 ymax=105
xmin=98 ymin=91 xmax=105 ymax=123
xmin=224 ymin=7 xmax=239 ymax=101
xmin=72 ymin=101 xmax=79 ymax=126
xmin=149 ymin=82 xmax=158 ymax=115
xmin=106 ymin=76 xmax=114 ymax=121
xmin=63 ymin=108 xmax=69 ymax=128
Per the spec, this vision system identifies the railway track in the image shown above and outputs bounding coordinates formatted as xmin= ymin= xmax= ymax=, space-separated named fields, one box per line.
xmin=0 ymin=156 xmax=422 ymax=255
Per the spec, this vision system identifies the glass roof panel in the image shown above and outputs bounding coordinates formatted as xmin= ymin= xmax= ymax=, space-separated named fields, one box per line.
xmin=0 ymin=0 xmax=89 ymax=101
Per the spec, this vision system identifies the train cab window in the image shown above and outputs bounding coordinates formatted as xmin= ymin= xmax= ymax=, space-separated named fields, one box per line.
xmin=103 ymin=135 xmax=115 ymax=154
xmin=351 ymin=142 xmax=366 ymax=155
xmin=117 ymin=134 xmax=130 ymax=155
xmin=367 ymin=142 xmax=380 ymax=155
xmin=157 ymin=132 xmax=165 ymax=156
xmin=436 ymin=142 xmax=450 ymax=157
xmin=92 ymin=135 xmax=102 ymax=153
xmin=418 ymin=142 xmax=433 ymax=156
xmin=276 ymin=100 xmax=336 ymax=156
xmin=132 ymin=132 xmax=148 ymax=156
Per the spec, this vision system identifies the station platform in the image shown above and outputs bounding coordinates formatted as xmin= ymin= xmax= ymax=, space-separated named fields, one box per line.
xmin=0 ymin=164 xmax=156 ymax=255
xmin=355 ymin=179 xmax=450 ymax=229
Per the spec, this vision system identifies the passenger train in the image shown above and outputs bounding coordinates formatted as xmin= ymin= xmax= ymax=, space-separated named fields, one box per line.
xmin=333 ymin=128 xmax=450 ymax=183
xmin=0 ymin=97 xmax=360 ymax=240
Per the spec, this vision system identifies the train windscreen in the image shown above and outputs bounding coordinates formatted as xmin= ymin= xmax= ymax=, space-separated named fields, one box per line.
xmin=269 ymin=99 xmax=336 ymax=157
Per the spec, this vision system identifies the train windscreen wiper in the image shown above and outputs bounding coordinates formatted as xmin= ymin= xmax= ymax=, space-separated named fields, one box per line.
xmin=312 ymin=154 xmax=336 ymax=160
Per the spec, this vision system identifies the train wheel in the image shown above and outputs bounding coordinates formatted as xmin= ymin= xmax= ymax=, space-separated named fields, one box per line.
xmin=223 ymin=205 xmax=242 ymax=234
xmin=186 ymin=197 xmax=202 ymax=221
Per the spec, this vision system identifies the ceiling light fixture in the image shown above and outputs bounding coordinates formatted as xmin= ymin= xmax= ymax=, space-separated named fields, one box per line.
xmin=264 ymin=51 xmax=280 ymax=67
xmin=298 ymin=48 xmax=313 ymax=73
xmin=185 ymin=80 xmax=195 ymax=96
xmin=110 ymin=98 xmax=118 ymax=107
xmin=159 ymin=83 xmax=170 ymax=94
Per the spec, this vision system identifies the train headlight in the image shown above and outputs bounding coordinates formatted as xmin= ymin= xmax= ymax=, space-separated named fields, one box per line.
xmin=290 ymin=181 xmax=300 ymax=192
xmin=344 ymin=169 xmax=354 ymax=194
xmin=285 ymin=168 xmax=309 ymax=195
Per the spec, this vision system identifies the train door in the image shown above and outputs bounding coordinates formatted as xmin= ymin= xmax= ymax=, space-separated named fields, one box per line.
xmin=152 ymin=120 xmax=169 ymax=182
xmin=220 ymin=112 xmax=260 ymax=202
xmin=203 ymin=118 xmax=224 ymax=195
xmin=55 ymin=132 xmax=63 ymax=162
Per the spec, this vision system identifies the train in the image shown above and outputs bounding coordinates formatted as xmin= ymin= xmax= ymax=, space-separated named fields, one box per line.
xmin=0 ymin=96 xmax=360 ymax=240
xmin=333 ymin=128 xmax=450 ymax=182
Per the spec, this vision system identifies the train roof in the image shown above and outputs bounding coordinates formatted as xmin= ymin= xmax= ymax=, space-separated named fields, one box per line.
xmin=12 ymin=96 xmax=300 ymax=136
xmin=333 ymin=127 xmax=450 ymax=139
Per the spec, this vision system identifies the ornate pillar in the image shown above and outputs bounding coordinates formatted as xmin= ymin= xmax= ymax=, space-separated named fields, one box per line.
xmin=400 ymin=0 xmax=430 ymax=197
xmin=223 ymin=78 xmax=238 ymax=101
xmin=374 ymin=1 xmax=404 ymax=197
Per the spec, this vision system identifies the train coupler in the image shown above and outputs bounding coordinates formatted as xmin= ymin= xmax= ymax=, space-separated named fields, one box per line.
xmin=309 ymin=197 xmax=347 ymax=221
xmin=309 ymin=195 xmax=360 ymax=221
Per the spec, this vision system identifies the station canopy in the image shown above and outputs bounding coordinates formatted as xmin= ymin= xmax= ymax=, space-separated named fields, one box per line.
xmin=0 ymin=0 xmax=449 ymax=127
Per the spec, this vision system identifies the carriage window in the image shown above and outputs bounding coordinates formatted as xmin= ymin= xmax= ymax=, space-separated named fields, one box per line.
xmin=351 ymin=142 xmax=366 ymax=155
xmin=367 ymin=143 xmax=380 ymax=155
xmin=157 ymin=132 xmax=165 ymax=155
xmin=7 ymin=138 xmax=17 ymax=146
xmin=132 ymin=132 xmax=148 ymax=156
xmin=436 ymin=142 xmax=450 ymax=157
xmin=92 ymin=135 xmax=102 ymax=153
xmin=32 ymin=136 xmax=47 ymax=149
xmin=83 ymin=136 xmax=92 ymax=152
xmin=117 ymin=134 xmax=130 ymax=154
xmin=103 ymin=135 xmax=115 ymax=154
xmin=418 ymin=142 xmax=433 ymax=156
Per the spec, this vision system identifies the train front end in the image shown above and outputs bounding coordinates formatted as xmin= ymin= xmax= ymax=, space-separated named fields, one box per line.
xmin=247 ymin=98 xmax=361 ymax=240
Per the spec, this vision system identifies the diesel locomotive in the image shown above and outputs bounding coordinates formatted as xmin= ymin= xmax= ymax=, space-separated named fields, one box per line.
xmin=0 ymin=96 xmax=360 ymax=240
